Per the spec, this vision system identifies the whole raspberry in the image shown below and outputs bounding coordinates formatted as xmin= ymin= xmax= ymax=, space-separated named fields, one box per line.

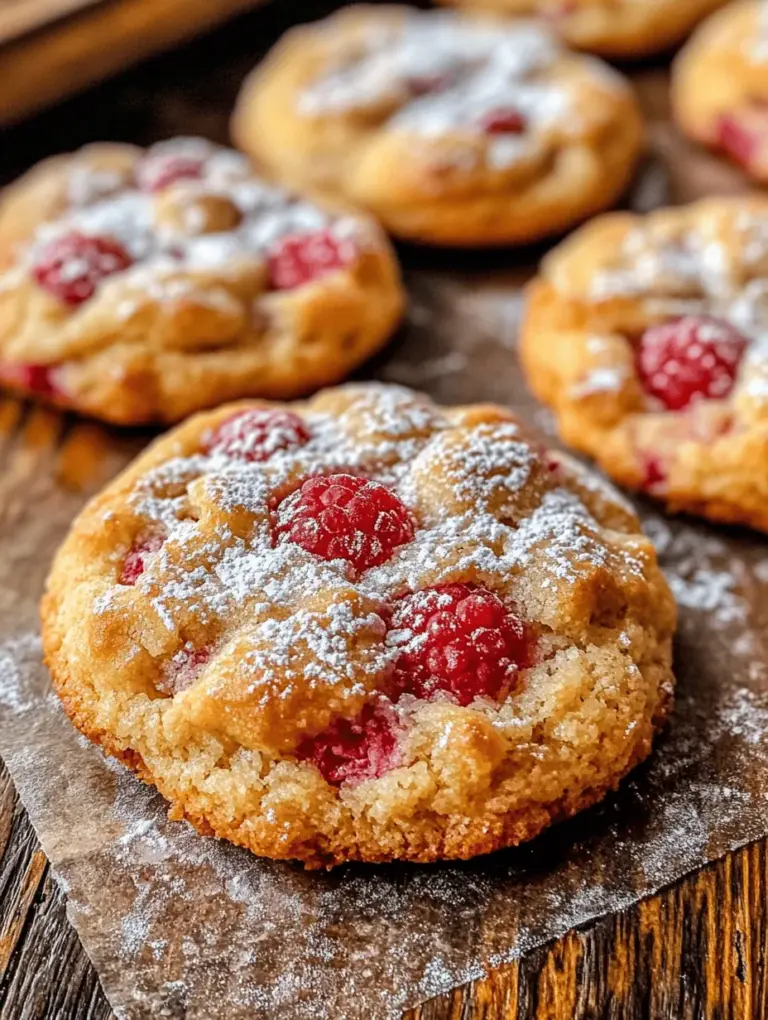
xmin=204 ymin=409 xmax=310 ymax=462
xmin=388 ymin=583 xmax=530 ymax=706
xmin=275 ymin=474 xmax=414 ymax=573
xmin=32 ymin=231 xmax=133 ymax=306
xmin=266 ymin=230 xmax=357 ymax=291
xmin=137 ymin=152 xmax=205 ymax=192
xmin=480 ymin=108 xmax=527 ymax=135
xmin=0 ymin=361 xmax=61 ymax=397
xmin=297 ymin=703 xmax=399 ymax=785
xmin=637 ymin=315 xmax=748 ymax=411
xmin=716 ymin=103 xmax=768 ymax=172
xmin=120 ymin=535 xmax=164 ymax=585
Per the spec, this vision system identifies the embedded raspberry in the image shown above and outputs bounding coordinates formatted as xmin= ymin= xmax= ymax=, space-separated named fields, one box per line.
xmin=32 ymin=231 xmax=133 ymax=306
xmin=120 ymin=535 xmax=164 ymax=585
xmin=204 ymin=409 xmax=310 ymax=462
xmin=388 ymin=584 xmax=530 ymax=706
xmin=637 ymin=315 xmax=748 ymax=411
xmin=716 ymin=103 xmax=768 ymax=171
xmin=158 ymin=644 xmax=210 ymax=696
xmin=0 ymin=361 xmax=61 ymax=397
xmin=480 ymin=108 xmax=527 ymax=135
xmin=640 ymin=454 xmax=667 ymax=494
xmin=137 ymin=152 xmax=205 ymax=192
xmin=275 ymin=474 xmax=414 ymax=572
xmin=297 ymin=703 xmax=399 ymax=785
xmin=267 ymin=230 xmax=357 ymax=291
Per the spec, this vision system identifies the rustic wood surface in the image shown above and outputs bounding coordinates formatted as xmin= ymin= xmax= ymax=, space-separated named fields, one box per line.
xmin=0 ymin=1 xmax=766 ymax=1017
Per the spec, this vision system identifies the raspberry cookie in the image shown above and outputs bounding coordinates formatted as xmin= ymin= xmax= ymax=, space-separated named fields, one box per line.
xmin=0 ymin=138 xmax=403 ymax=424
xmin=42 ymin=383 xmax=676 ymax=867
xmin=673 ymin=0 xmax=768 ymax=183
xmin=232 ymin=6 xmax=644 ymax=246
xmin=521 ymin=197 xmax=768 ymax=530
xmin=436 ymin=0 xmax=727 ymax=58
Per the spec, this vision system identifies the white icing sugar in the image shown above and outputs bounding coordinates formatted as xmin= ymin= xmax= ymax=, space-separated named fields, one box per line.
xmin=11 ymin=138 xmax=364 ymax=291
xmin=94 ymin=387 xmax=643 ymax=700
xmin=298 ymin=13 xmax=591 ymax=170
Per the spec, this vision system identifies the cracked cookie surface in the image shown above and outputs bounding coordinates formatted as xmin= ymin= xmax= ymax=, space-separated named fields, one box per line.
xmin=42 ymin=382 xmax=676 ymax=867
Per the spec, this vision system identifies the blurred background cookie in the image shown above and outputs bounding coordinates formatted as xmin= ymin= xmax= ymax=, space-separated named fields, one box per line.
xmin=673 ymin=0 xmax=768 ymax=183
xmin=0 ymin=137 xmax=404 ymax=424
xmin=432 ymin=0 xmax=728 ymax=59
xmin=232 ymin=5 xmax=644 ymax=246
xmin=520 ymin=196 xmax=768 ymax=530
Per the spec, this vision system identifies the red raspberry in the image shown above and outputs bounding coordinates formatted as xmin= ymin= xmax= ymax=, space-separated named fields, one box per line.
xmin=480 ymin=108 xmax=527 ymax=135
xmin=0 ymin=361 xmax=61 ymax=397
xmin=266 ymin=230 xmax=357 ymax=291
xmin=32 ymin=231 xmax=133 ymax=306
xmin=388 ymin=584 xmax=530 ymax=706
xmin=204 ymin=409 xmax=310 ymax=462
xmin=639 ymin=453 xmax=667 ymax=494
xmin=120 ymin=535 xmax=164 ymax=585
xmin=716 ymin=103 xmax=768 ymax=172
xmin=637 ymin=315 xmax=748 ymax=411
xmin=275 ymin=474 xmax=414 ymax=573
xmin=158 ymin=644 xmax=210 ymax=696
xmin=297 ymin=703 xmax=399 ymax=785
xmin=137 ymin=152 xmax=205 ymax=192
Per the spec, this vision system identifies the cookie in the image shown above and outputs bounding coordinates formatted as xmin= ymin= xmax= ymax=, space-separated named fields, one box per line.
xmin=673 ymin=0 xmax=768 ymax=183
xmin=521 ymin=197 xmax=768 ymax=531
xmin=0 ymin=138 xmax=404 ymax=424
xmin=42 ymin=382 xmax=676 ymax=868
xmin=435 ymin=0 xmax=728 ymax=58
xmin=232 ymin=5 xmax=644 ymax=247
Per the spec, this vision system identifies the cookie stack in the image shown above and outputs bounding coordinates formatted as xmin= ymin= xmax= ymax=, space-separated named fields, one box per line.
xmin=1 ymin=0 xmax=761 ymax=866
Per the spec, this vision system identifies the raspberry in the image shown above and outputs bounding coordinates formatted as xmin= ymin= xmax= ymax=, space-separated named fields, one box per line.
xmin=716 ymin=103 xmax=768 ymax=172
xmin=480 ymin=108 xmax=527 ymax=134
xmin=120 ymin=535 xmax=164 ymax=585
xmin=266 ymin=230 xmax=357 ymax=291
xmin=0 ymin=361 xmax=61 ymax=397
xmin=297 ymin=703 xmax=399 ymax=785
xmin=137 ymin=152 xmax=205 ymax=192
xmin=637 ymin=315 xmax=748 ymax=411
xmin=158 ymin=644 xmax=210 ymax=696
xmin=32 ymin=231 xmax=133 ymax=306
xmin=275 ymin=474 xmax=414 ymax=573
xmin=204 ymin=409 xmax=310 ymax=462
xmin=388 ymin=584 xmax=530 ymax=706
xmin=639 ymin=454 xmax=667 ymax=494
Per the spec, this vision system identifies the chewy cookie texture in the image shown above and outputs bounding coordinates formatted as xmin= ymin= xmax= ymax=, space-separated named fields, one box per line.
xmin=0 ymin=138 xmax=404 ymax=424
xmin=233 ymin=5 xmax=644 ymax=246
xmin=42 ymin=383 xmax=676 ymax=868
xmin=521 ymin=198 xmax=768 ymax=531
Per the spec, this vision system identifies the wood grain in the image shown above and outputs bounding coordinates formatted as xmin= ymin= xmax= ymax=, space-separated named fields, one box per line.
xmin=0 ymin=0 xmax=268 ymax=125
xmin=0 ymin=745 xmax=762 ymax=1019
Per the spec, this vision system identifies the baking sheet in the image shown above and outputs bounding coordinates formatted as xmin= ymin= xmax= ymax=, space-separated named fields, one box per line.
xmin=0 ymin=8 xmax=768 ymax=1016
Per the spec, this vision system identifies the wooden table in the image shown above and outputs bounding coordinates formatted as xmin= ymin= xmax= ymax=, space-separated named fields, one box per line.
xmin=0 ymin=2 xmax=765 ymax=1017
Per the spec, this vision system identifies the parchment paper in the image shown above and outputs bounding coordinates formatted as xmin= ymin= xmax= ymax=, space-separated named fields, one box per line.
xmin=0 ymin=274 xmax=767 ymax=1019
xmin=1 ymin=14 xmax=768 ymax=1016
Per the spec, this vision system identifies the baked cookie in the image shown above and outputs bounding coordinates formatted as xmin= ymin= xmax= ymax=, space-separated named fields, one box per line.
xmin=232 ymin=6 xmax=644 ymax=247
xmin=42 ymin=382 xmax=676 ymax=868
xmin=434 ymin=0 xmax=728 ymax=59
xmin=0 ymin=138 xmax=403 ymax=424
xmin=673 ymin=0 xmax=768 ymax=183
xmin=521 ymin=197 xmax=768 ymax=531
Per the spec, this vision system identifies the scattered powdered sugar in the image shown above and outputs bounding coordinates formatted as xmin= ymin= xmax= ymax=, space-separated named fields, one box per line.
xmin=3 ymin=138 xmax=371 ymax=297
xmin=297 ymin=11 xmax=618 ymax=170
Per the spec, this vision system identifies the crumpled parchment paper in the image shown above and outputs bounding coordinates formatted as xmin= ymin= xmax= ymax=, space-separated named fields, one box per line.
xmin=0 ymin=273 xmax=767 ymax=1019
